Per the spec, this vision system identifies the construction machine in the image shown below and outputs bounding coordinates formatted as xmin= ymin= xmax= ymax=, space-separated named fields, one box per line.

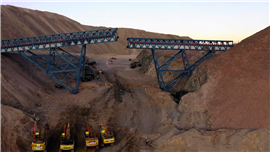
xmin=134 ymin=62 xmax=142 ymax=67
xmin=59 ymin=123 xmax=75 ymax=152
xmin=31 ymin=122 xmax=49 ymax=152
xmin=84 ymin=65 xmax=95 ymax=81
xmin=130 ymin=62 xmax=141 ymax=69
xmin=100 ymin=123 xmax=115 ymax=147
xmin=130 ymin=62 xmax=136 ymax=69
xmin=87 ymin=61 xmax=97 ymax=66
xmin=98 ymin=69 xmax=103 ymax=75
xmin=84 ymin=124 xmax=99 ymax=150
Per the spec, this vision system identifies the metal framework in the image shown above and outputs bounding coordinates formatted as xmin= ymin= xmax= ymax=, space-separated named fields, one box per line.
xmin=2 ymin=28 xmax=119 ymax=93
xmin=127 ymin=38 xmax=234 ymax=92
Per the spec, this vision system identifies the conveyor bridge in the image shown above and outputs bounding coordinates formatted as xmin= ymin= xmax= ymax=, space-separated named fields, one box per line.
xmin=1 ymin=28 xmax=119 ymax=93
xmin=127 ymin=38 xmax=234 ymax=92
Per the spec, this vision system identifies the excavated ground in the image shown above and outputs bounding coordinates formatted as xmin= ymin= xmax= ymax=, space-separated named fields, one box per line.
xmin=1 ymin=53 xmax=176 ymax=152
xmin=2 ymin=52 xmax=270 ymax=152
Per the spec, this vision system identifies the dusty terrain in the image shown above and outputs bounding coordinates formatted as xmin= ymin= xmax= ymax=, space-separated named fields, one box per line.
xmin=2 ymin=53 xmax=270 ymax=152
xmin=1 ymin=4 xmax=270 ymax=152
xmin=1 ymin=53 xmax=177 ymax=152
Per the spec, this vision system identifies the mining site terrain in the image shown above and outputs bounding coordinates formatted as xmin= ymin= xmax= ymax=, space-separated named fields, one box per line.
xmin=1 ymin=5 xmax=270 ymax=152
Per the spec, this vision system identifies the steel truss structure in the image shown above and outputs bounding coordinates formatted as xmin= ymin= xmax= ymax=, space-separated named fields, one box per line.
xmin=127 ymin=38 xmax=234 ymax=92
xmin=2 ymin=28 xmax=119 ymax=93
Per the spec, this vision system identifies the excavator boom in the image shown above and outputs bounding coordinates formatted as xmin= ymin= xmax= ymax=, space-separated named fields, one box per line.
xmin=60 ymin=123 xmax=74 ymax=151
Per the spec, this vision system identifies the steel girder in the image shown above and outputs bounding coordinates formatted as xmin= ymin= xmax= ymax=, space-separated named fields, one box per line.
xmin=151 ymin=49 xmax=216 ymax=92
xmin=127 ymin=38 xmax=233 ymax=51
xmin=127 ymin=37 xmax=234 ymax=92
xmin=18 ymin=45 xmax=87 ymax=93
xmin=1 ymin=28 xmax=118 ymax=53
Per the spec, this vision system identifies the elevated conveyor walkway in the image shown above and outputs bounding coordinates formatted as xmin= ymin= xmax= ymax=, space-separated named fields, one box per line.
xmin=127 ymin=38 xmax=234 ymax=92
xmin=1 ymin=28 xmax=119 ymax=93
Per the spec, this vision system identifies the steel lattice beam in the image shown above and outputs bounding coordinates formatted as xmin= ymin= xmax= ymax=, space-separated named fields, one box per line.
xmin=127 ymin=37 xmax=234 ymax=92
xmin=151 ymin=49 xmax=191 ymax=92
xmin=1 ymin=28 xmax=118 ymax=53
xmin=127 ymin=38 xmax=233 ymax=51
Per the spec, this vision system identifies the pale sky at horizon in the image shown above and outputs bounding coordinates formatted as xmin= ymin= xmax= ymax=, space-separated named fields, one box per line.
xmin=1 ymin=1 xmax=269 ymax=42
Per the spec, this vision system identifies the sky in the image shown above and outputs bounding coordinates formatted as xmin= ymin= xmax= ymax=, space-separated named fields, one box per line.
xmin=1 ymin=1 xmax=269 ymax=42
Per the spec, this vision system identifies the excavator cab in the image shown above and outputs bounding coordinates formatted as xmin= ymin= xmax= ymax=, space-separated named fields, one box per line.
xmin=84 ymin=124 xmax=99 ymax=150
xmin=31 ymin=123 xmax=48 ymax=152
xmin=98 ymin=69 xmax=103 ymax=75
xmin=100 ymin=123 xmax=115 ymax=147
xmin=59 ymin=123 xmax=75 ymax=152
xmin=85 ymin=131 xmax=89 ymax=137
xmin=35 ymin=132 xmax=40 ymax=139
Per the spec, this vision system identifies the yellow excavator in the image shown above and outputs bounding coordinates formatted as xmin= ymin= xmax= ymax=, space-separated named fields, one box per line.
xmin=84 ymin=124 xmax=99 ymax=150
xmin=100 ymin=123 xmax=115 ymax=147
xmin=59 ymin=123 xmax=75 ymax=152
xmin=98 ymin=69 xmax=103 ymax=75
xmin=31 ymin=122 xmax=49 ymax=152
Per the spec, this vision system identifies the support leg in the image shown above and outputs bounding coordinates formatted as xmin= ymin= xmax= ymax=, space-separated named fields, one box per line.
xmin=19 ymin=46 xmax=86 ymax=93
xmin=159 ymin=50 xmax=184 ymax=70
xmin=151 ymin=49 xmax=166 ymax=91
xmin=165 ymin=50 xmax=215 ymax=92
xmin=81 ymin=45 xmax=86 ymax=81
xmin=75 ymin=45 xmax=86 ymax=92
xmin=181 ymin=50 xmax=191 ymax=70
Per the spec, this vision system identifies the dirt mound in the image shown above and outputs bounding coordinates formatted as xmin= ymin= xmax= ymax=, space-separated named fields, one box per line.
xmin=178 ymin=26 xmax=270 ymax=129
xmin=151 ymin=128 xmax=269 ymax=152
xmin=1 ymin=105 xmax=35 ymax=152
xmin=1 ymin=53 xmax=53 ymax=109
xmin=204 ymin=26 xmax=270 ymax=129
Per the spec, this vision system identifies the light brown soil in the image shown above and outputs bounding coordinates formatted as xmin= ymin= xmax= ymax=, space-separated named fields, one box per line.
xmin=204 ymin=26 xmax=270 ymax=129
xmin=177 ymin=26 xmax=270 ymax=130
xmin=2 ymin=53 xmax=269 ymax=152
xmin=1 ymin=53 xmax=177 ymax=152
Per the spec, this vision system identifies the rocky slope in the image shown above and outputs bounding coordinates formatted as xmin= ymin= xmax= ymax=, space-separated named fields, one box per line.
xmin=137 ymin=26 xmax=270 ymax=130
xmin=1 ymin=105 xmax=35 ymax=152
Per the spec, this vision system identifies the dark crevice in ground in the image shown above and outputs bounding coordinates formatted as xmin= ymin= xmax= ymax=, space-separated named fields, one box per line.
xmin=171 ymin=90 xmax=189 ymax=104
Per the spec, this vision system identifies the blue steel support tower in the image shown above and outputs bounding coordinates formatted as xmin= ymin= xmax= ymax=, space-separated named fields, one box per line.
xmin=1 ymin=28 xmax=119 ymax=93
xmin=127 ymin=38 xmax=234 ymax=92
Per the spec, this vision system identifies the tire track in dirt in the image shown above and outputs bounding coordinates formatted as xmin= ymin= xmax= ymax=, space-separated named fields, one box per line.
xmin=103 ymin=72 xmax=131 ymax=104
